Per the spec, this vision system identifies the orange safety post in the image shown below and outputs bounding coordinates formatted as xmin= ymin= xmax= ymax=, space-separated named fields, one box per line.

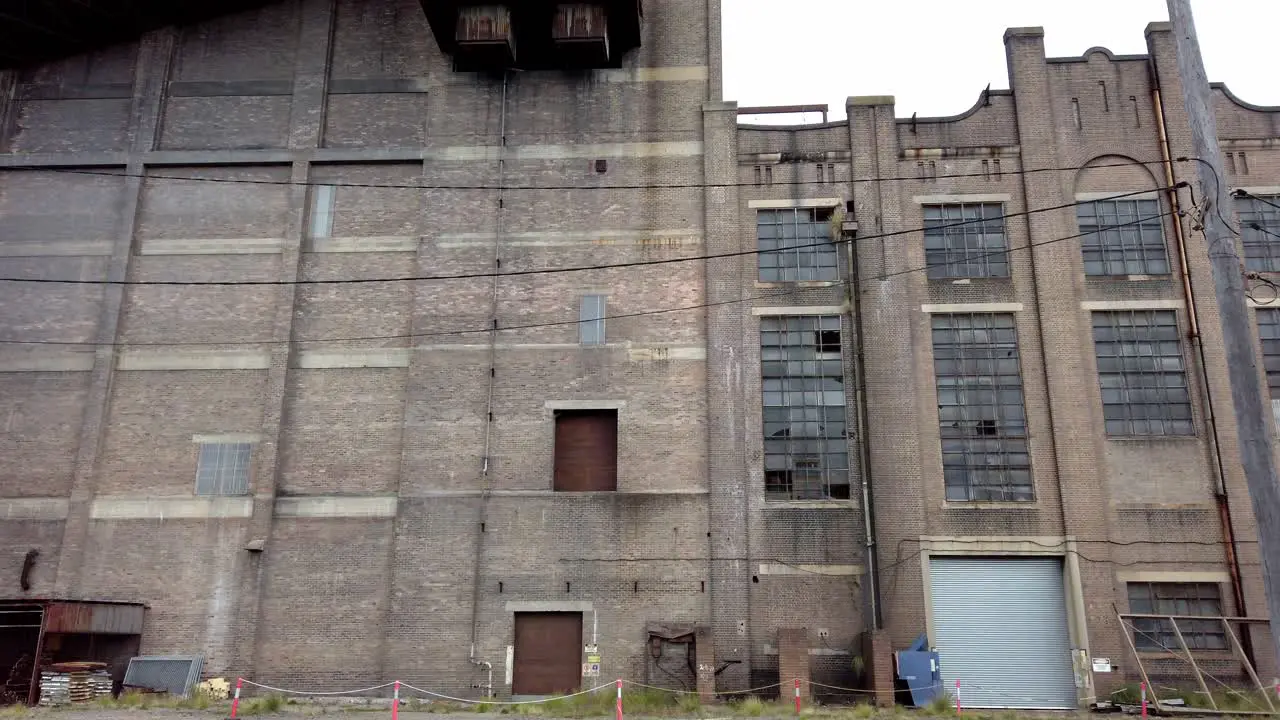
xmin=392 ymin=681 xmax=400 ymax=720
xmin=615 ymin=679 xmax=623 ymax=720
xmin=229 ymin=678 xmax=243 ymax=719
xmin=794 ymin=678 xmax=801 ymax=714
xmin=954 ymin=680 xmax=961 ymax=716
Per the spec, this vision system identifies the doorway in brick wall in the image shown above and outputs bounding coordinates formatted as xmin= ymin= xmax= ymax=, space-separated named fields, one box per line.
xmin=512 ymin=612 xmax=583 ymax=695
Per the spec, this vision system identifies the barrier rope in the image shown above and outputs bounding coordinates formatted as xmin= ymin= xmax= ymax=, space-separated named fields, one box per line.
xmin=621 ymin=680 xmax=784 ymax=696
xmin=239 ymin=679 xmax=398 ymax=696
xmin=398 ymin=680 xmax=616 ymax=705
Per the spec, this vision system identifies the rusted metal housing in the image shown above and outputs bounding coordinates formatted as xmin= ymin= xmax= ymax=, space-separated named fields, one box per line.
xmin=552 ymin=4 xmax=610 ymax=65
xmin=456 ymin=5 xmax=517 ymax=67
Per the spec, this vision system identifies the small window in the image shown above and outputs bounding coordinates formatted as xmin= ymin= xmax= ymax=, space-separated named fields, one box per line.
xmin=1091 ymin=311 xmax=1193 ymax=436
xmin=757 ymin=208 xmax=839 ymax=283
xmin=196 ymin=443 xmax=252 ymax=496
xmin=1237 ymin=194 xmax=1280 ymax=272
xmin=579 ymin=295 xmax=606 ymax=345
xmin=923 ymin=203 xmax=1009 ymax=279
xmin=1127 ymin=582 xmax=1225 ymax=651
xmin=553 ymin=410 xmax=617 ymax=491
xmin=310 ymin=184 xmax=336 ymax=239
xmin=1077 ymin=198 xmax=1169 ymax=276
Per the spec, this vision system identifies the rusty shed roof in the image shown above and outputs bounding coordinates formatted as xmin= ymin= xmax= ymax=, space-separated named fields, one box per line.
xmin=0 ymin=599 xmax=145 ymax=635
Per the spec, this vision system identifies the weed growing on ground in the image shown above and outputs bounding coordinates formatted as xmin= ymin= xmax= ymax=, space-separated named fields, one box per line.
xmin=732 ymin=696 xmax=765 ymax=717
xmin=240 ymin=694 xmax=286 ymax=715
xmin=925 ymin=693 xmax=954 ymax=716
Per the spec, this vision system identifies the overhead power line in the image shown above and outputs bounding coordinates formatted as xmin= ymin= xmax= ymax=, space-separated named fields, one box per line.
xmin=0 ymin=207 xmax=1175 ymax=348
xmin=0 ymin=187 xmax=1169 ymax=287
xmin=3 ymin=158 xmax=1174 ymax=192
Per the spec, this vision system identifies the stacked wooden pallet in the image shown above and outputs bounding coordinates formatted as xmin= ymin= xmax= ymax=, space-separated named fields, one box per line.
xmin=38 ymin=662 xmax=112 ymax=707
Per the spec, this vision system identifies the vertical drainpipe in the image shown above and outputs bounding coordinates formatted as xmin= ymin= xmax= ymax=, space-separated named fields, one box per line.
xmin=1149 ymin=61 xmax=1251 ymax=661
xmin=843 ymin=208 xmax=882 ymax=630
xmin=469 ymin=71 xmax=509 ymax=695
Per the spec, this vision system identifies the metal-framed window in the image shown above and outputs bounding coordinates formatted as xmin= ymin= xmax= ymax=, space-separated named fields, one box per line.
xmin=931 ymin=313 xmax=1032 ymax=502
xmin=195 ymin=443 xmax=252 ymax=496
xmin=761 ymin=316 xmax=849 ymax=500
xmin=923 ymin=203 xmax=1010 ymax=279
xmin=1078 ymin=198 xmax=1170 ymax=276
xmin=1091 ymin=310 xmax=1193 ymax=436
xmin=1256 ymin=308 xmax=1280 ymax=397
xmin=579 ymin=294 xmax=606 ymax=345
xmin=757 ymin=208 xmax=839 ymax=282
xmin=1237 ymin=194 xmax=1280 ymax=272
xmin=309 ymin=184 xmax=336 ymax=239
xmin=1127 ymin=582 xmax=1225 ymax=651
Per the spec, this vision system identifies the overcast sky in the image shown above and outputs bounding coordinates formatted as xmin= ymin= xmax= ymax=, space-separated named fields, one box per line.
xmin=723 ymin=0 xmax=1280 ymax=123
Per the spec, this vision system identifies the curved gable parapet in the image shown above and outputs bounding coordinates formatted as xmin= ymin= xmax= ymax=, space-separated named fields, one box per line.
xmin=896 ymin=89 xmax=1018 ymax=150
xmin=896 ymin=88 xmax=1013 ymax=126
xmin=1073 ymin=155 xmax=1162 ymax=196
xmin=1045 ymin=46 xmax=1150 ymax=64
xmin=1211 ymin=83 xmax=1280 ymax=114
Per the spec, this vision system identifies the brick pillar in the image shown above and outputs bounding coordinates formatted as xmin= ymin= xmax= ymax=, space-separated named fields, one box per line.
xmin=861 ymin=630 xmax=894 ymax=708
xmin=695 ymin=626 xmax=716 ymax=703
xmin=777 ymin=629 xmax=810 ymax=700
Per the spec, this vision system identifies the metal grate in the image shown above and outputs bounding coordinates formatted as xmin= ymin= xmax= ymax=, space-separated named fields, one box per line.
xmin=195 ymin=443 xmax=252 ymax=496
xmin=123 ymin=656 xmax=204 ymax=698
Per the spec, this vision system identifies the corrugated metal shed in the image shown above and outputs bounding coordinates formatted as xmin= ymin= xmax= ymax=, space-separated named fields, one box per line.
xmin=43 ymin=602 xmax=144 ymax=635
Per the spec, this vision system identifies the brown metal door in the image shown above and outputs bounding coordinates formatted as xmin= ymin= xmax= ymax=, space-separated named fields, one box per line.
xmin=553 ymin=410 xmax=618 ymax=491
xmin=512 ymin=612 xmax=582 ymax=695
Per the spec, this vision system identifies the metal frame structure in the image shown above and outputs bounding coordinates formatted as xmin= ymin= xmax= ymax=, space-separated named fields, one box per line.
xmin=1116 ymin=609 xmax=1276 ymax=715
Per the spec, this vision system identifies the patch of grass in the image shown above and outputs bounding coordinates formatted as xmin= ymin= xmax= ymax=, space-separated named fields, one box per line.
xmin=849 ymin=702 xmax=878 ymax=719
xmin=925 ymin=692 xmax=955 ymax=716
xmin=473 ymin=702 xmax=494 ymax=713
xmin=676 ymin=693 xmax=702 ymax=714
xmin=240 ymin=694 xmax=286 ymax=715
xmin=0 ymin=705 xmax=31 ymax=719
xmin=732 ymin=696 xmax=766 ymax=717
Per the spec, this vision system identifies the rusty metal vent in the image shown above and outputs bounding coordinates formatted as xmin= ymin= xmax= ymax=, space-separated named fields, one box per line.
xmin=123 ymin=656 xmax=204 ymax=697
xmin=456 ymin=5 xmax=512 ymax=42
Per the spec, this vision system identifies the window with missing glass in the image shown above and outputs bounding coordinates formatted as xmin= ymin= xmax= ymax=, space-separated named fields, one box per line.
xmin=1078 ymin=198 xmax=1170 ymax=276
xmin=195 ymin=442 xmax=252 ymax=496
xmin=1256 ymin=308 xmax=1280 ymax=397
xmin=309 ymin=184 xmax=336 ymax=239
xmin=757 ymin=208 xmax=839 ymax=282
xmin=1127 ymin=582 xmax=1225 ymax=651
xmin=579 ymin=294 xmax=606 ymax=345
xmin=1092 ymin=310 xmax=1193 ymax=436
xmin=923 ymin=203 xmax=1010 ymax=279
xmin=761 ymin=316 xmax=849 ymax=500
xmin=1237 ymin=194 xmax=1280 ymax=272
xmin=931 ymin=313 xmax=1032 ymax=502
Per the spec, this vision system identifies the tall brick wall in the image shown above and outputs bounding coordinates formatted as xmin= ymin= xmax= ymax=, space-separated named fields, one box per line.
xmin=0 ymin=0 xmax=1275 ymax=704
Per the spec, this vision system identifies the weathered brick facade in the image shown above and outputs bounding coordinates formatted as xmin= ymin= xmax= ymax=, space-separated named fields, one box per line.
xmin=0 ymin=1 xmax=1275 ymax=706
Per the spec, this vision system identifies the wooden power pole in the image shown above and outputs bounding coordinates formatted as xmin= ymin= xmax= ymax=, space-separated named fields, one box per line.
xmin=1167 ymin=0 xmax=1280 ymax=674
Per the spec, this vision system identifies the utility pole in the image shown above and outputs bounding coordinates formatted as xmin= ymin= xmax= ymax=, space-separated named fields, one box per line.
xmin=1167 ymin=0 xmax=1280 ymax=674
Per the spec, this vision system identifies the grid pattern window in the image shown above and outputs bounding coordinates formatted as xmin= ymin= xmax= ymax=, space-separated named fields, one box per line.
xmin=923 ymin=203 xmax=1010 ymax=279
xmin=195 ymin=443 xmax=252 ymax=496
xmin=1092 ymin=311 xmax=1193 ymax=436
xmin=1078 ymin=198 xmax=1170 ymax=276
xmin=761 ymin=316 xmax=849 ymax=500
xmin=1127 ymin=582 xmax=1225 ymax=651
xmin=1237 ymin=194 xmax=1280 ymax=272
xmin=1256 ymin=308 xmax=1280 ymax=397
xmin=309 ymin=184 xmax=335 ymax=239
xmin=931 ymin=313 xmax=1032 ymax=502
xmin=757 ymin=208 xmax=839 ymax=282
xmin=579 ymin=294 xmax=606 ymax=345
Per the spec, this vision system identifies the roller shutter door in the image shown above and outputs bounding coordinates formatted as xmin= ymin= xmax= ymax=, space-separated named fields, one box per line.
xmin=929 ymin=557 xmax=1077 ymax=709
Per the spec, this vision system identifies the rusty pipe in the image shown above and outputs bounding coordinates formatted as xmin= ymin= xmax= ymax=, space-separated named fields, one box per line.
xmin=1151 ymin=80 xmax=1250 ymax=646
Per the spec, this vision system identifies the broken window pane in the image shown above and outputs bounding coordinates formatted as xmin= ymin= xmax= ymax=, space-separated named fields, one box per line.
xmin=757 ymin=209 xmax=840 ymax=282
xmin=760 ymin=316 xmax=850 ymax=501
xmin=923 ymin=202 xmax=1010 ymax=279
xmin=1091 ymin=310 xmax=1193 ymax=436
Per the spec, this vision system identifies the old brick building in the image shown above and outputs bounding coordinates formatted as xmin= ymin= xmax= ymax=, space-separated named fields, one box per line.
xmin=0 ymin=0 xmax=1277 ymax=709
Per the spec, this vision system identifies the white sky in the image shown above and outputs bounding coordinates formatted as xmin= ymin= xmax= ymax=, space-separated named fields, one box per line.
xmin=723 ymin=0 xmax=1280 ymax=123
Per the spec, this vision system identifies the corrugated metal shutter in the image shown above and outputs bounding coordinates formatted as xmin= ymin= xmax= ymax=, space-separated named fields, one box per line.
xmin=929 ymin=557 xmax=1077 ymax=709
xmin=553 ymin=410 xmax=617 ymax=491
